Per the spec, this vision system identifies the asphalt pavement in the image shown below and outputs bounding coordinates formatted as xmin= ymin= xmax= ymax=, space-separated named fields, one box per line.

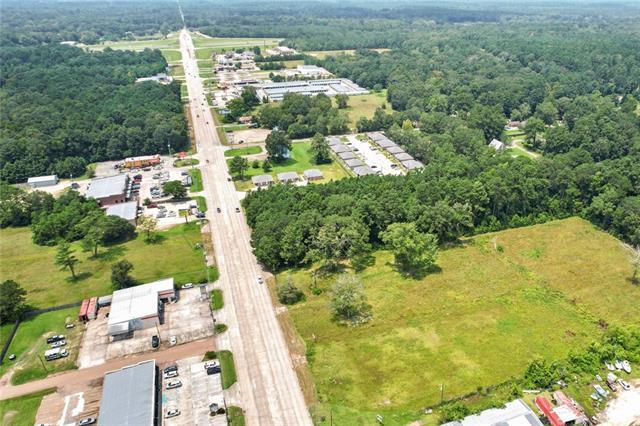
xmin=179 ymin=29 xmax=312 ymax=426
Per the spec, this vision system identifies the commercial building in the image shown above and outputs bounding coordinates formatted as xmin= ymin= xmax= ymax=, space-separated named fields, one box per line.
xmin=124 ymin=155 xmax=161 ymax=169
xmin=257 ymin=78 xmax=368 ymax=102
xmin=27 ymin=175 xmax=58 ymax=188
xmin=107 ymin=278 xmax=176 ymax=337
xmin=85 ymin=175 xmax=128 ymax=207
xmin=252 ymin=174 xmax=274 ymax=187
xmin=295 ymin=65 xmax=330 ymax=76
xmin=266 ymin=46 xmax=298 ymax=56
xmin=98 ymin=360 xmax=160 ymax=426
xmin=135 ymin=73 xmax=172 ymax=85
xmin=277 ymin=171 xmax=300 ymax=183
xmin=106 ymin=201 xmax=138 ymax=225
xmin=442 ymin=399 xmax=544 ymax=426
xmin=303 ymin=169 xmax=323 ymax=181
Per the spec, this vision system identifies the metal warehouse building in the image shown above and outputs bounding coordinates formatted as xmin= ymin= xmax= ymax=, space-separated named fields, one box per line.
xmin=98 ymin=360 xmax=160 ymax=426
xmin=85 ymin=174 xmax=128 ymax=207
xmin=27 ymin=175 xmax=58 ymax=188
xmin=107 ymin=278 xmax=175 ymax=337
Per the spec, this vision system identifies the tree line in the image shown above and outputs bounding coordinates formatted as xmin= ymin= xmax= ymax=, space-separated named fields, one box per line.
xmin=0 ymin=44 xmax=188 ymax=183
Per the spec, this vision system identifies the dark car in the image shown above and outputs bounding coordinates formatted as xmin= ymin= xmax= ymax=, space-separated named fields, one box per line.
xmin=235 ymin=207 xmax=240 ymax=213
xmin=70 ymin=182 xmax=80 ymax=189
xmin=133 ymin=174 xmax=143 ymax=179
xmin=164 ymin=364 xmax=178 ymax=374
xmin=216 ymin=207 xmax=221 ymax=213
xmin=206 ymin=365 xmax=221 ymax=375
xmin=46 ymin=335 xmax=65 ymax=344
xmin=151 ymin=335 xmax=160 ymax=349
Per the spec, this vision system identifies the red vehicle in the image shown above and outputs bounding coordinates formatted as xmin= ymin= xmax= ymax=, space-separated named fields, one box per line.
xmin=147 ymin=203 xmax=158 ymax=208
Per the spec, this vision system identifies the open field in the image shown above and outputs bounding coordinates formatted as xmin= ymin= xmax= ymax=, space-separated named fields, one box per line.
xmin=306 ymin=48 xmax=390 ymax=59
xmin=0 ymin=223 xmax=208 ymax=308
xmin=229 ymin=141 xmax=350 ymax=191
xmin=224 ymin=146 xmax=262 ymax=157
xmin=280 ymin=59 xmax=305 ymax=69
xmin=277 ymin=217 xmax=639 ymax=422
xmin=191 ymin=34 xmax=282 ymax=49
xmin=81 ymin=34 xmax=179 ymax=51
xmin=0 ymin=389 xmax=55 ymax=426
xmin=0 ymin=308 xmax=82 ymax=384
xmin=161 ymin=49 xmax=182 ymax=62
xmin=338 ymin=90 xmax=390 ymax=129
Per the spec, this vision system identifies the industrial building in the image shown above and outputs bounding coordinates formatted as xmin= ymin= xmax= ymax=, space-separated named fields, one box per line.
xmin=295 ymin=65 xmax=330 ymax=77
xmin=98 ymin=360 xmax=160 ymax=426
xmin=442 ymin=399 xmax=544 ymax=426
xmin=85 ymin=174 xmax=129 ymax=207
xmin=107 ymin=278 xmax=176 ymax=337
xmin=106 ymin=201 xmax=138 ymax=225
xmin=27 ymin=175 xmax=58 ymax=188
xmin=257 ymin=78 xmax=368 ymax=102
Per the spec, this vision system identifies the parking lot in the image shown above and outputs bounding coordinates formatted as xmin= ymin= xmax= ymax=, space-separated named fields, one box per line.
xmin=344 ymin=134 xmax=403 ymax=176
xmin=34 ymin=383 xmax=102 ymax=426
xmin=161 ymin=356 xmax=227 ymax=426
xmin=77 ymin=288 xmax=214 ymax=368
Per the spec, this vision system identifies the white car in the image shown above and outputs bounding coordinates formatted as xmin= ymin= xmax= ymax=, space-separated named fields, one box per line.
xmin=164 ymin=370 xmax=179 ymax=379
xmin=204 ymin=361 xmax=219 ymax=369
xmin=169 ymin=336 xmax=177 ymax=346
xmin=257 ymin=275 xmax=263 ymax=284
xmin=51 ymin=340 xmax=66 ymax=348
xmin=165 ymin=408 xmax=180 ymax=418
xmin=181 ymin=283 xmax=194 ymax=289
xmin=165 ymin=380 xmax=182 ymax=389
xmin=618 ymin=379 xmax=632 ymax=391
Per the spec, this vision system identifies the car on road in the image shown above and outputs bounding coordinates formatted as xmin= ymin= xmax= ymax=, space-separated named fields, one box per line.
xmin=257 ymin=276 xmax=263 ymax=284
xmin=166 ymin=380 xmax=182 ymax=389
xmin=151 ymin=335 xmax=159 ymax=349
xmin=216 ymin=207 xmax=221 ymax=213
xmin=70 ymin=182 xmax=80 ymax=189
xmin=46 ymin=335 xmax=65 ymax=344
xmin=165 ymin=408 xmax=180 ymax=418
xmin=235 ymin=207 xmax=240 ymax=213
xmin=170 ymin=336 xmax=177 ymax=346
xmin=78 ymin=417 xmax=97 ymax=425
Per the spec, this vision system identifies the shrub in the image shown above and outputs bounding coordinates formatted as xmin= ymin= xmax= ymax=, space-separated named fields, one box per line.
xmin=276 ymin=277 xmax=304 ymax=305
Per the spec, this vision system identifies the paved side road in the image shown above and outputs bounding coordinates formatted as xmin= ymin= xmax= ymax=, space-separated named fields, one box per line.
xmin=179 ymin=29 xmax=312 ymax=426
xmin=0 ymin=337 xmax=214 ymax=401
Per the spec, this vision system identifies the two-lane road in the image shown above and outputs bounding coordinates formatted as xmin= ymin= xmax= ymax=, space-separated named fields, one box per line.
xmin=178 ymin=30 xmax=312 ymax=425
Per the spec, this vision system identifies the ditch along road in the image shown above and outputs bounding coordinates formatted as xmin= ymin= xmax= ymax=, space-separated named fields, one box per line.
xmin=179 ymin=29 xmax=312 ymax=426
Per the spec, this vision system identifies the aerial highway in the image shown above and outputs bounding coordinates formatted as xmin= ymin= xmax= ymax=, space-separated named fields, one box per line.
xmin=178 ymin=29 xmax=313 ymax=426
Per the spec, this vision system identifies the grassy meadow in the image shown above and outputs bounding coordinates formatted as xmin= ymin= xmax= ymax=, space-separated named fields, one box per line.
xmin=0 ymin=223 xmax=208 ymax=308
xmin=228 ymin=141 xmax=350 ymax=191
xmin=0 ymin=308 xmax=82 ymax=384
xmin=0 ymin=389 xmax=55 ymax=426
xmin=277 ymin=217 xmax=639 ymax=423
xmin=337 ymin=91 xmax=391 ymax=129
xmin=224 ymin=146 xmax=262 ymax=157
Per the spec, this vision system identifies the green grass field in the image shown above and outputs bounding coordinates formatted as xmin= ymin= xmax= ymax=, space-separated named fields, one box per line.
xmin=0 ymin=223 xmax=208 ymax=308
xmin=307 ymin=48 xmax=390 ymax=59
xmin=228 ymin=141 xmax=350 ymax=190
xmin=278 ymin=217 xmax=639 ymax=423
xmin=0 ymin=308 xmax=82 ymax=384
xmin=191 ymin=34 xmax=281 ymax=49
xmin=189 ymin=168 xmax=203 ymax=192
xmin=338 ymin=91 xmax=390 ymax=129
xmin=224 ymin=146 xmax=262 ymax=157
xmin=0 ymin=389 xmax=55 ymax=426
xmin=191 ymin=196 xmax=208 ymax=213
xmin=82 ymin=35 xmax=179 ymax=51
xmin=161 ymin=49 xmax=182 ymax=62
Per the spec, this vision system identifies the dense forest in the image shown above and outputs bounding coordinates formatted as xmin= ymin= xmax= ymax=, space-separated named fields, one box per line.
xmin=0 ymin=45 xmax=188 ymax=183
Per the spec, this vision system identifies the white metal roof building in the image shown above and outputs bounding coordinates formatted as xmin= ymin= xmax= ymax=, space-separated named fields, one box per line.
xmin=345 ymin=158 xmax=365 ymax=168
xmin=330 ymin=144 xmax=351 ymax=154
xmin=386 ymin=146 xmax=405 ymax=154
xmin=338 ymin=151 xmax=357 ymax=160
xmin=106 ymin=201 xmax=138 ymax=224
xmin=367 ymin=132 xmax=397 ymax=148
xmin=353 ymin=165 xmax=375 ymax=176
xmin=27 ymin=175 xmax=58 ymax=188
xmin=489 ymin=138 xmax=506 ymax=152
xmin=85 ymin=175 xmax=128 ymax=200
xmin=107 ymin=278 xmax=175 ymax=336
xmin=441 ymin=399 xmax=543 ymax=426
xmin=257 ymin=78 xmax=368 ymax=101
xmin=99 ymin=360 xmax=158 ymax=426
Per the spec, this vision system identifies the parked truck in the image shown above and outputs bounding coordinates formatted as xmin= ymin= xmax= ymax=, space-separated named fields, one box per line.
xmin=44 ymin=347 xmax=69 ymax=361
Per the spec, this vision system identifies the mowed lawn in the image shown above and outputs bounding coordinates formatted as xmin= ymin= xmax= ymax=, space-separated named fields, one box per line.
xmin=0 ymin=308 xmax=82 ymax=384
xmin=81 ymin=34 xmax=179 ymax=51
xmin=0 ymin=223 xmax=207 ymax=308
xmin=229 ymin=141 xmax=350 ymax=190
xmin=337 ymin=90 xmax=391 ymax=129
xmin=279 ymin=217 xmax=639 ymax=418
xmin=0 ymin=389 xmax=54 ymax=426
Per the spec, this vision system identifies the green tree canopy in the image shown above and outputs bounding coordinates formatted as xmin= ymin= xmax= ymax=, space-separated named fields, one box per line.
xmin=380 ymin=222 xmax=438 ymax=275
xmin=329 ymin=275 xmax=372 ymax=326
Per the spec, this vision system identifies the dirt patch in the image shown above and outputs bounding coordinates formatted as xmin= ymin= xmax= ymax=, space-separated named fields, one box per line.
xmin=35 ymin=383 xmax=102 ymax=426
xmin=231 ymin=128 xmax=271 ymax=144
xmin=598 ymin=379 xmax=640 ymax=425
